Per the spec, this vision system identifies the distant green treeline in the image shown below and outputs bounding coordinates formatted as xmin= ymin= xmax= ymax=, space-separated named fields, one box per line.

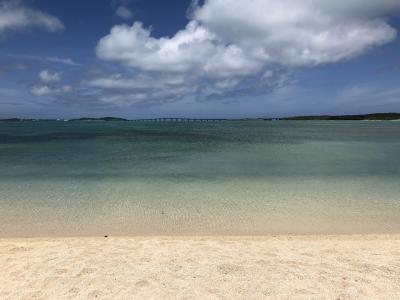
xmin=1 ymin=113 xmax=399 ymax=122
xmin=270 ymin=113 xmax=400 ymax=121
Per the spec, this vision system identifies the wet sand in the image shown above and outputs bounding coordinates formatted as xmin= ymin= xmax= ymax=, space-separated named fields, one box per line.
xmin=1 ymin=235 xmax=399 ymax=299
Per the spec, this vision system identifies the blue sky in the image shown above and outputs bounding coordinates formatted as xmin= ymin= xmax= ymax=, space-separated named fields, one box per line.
xmin=0 ymin=0 xmax=399 ymax=119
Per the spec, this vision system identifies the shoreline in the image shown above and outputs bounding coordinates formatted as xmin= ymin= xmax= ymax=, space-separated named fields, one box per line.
xmin=2 ymin=233 xmax=400 ymax=241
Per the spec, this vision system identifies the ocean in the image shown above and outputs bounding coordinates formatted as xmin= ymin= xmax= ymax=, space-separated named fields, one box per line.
xmin=0 ymin=120 xmax=399 ymax=236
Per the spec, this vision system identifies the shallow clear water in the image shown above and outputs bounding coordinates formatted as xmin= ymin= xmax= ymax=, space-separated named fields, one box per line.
xmin=0 ymin=120 xmax=399 ymax=237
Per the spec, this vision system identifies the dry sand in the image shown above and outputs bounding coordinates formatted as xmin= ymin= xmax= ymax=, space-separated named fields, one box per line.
xmin=1 ymin=235 xmax=399 ymax=299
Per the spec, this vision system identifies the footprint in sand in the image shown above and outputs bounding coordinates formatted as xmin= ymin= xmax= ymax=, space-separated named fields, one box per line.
xmin=76 ymin=267 xmax=96 ymax=277
xmin=87 ymin=290 xmax=103 ymax=298
xmin=67 ymin=287 xmax=80 ymax=298
xmin=135 ymin=279 xmax=150 ymax=288
xmin=9 ymin=246 xmax=31 ymax=253
xmin=26 ymin=291 xmax=44 ymax=298
xmin=55 ymin=268 xmax=68 ymax=275
xmin=217 ymin=264 xmax=245 ymax=275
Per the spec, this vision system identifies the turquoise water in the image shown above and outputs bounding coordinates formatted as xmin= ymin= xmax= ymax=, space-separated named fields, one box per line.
xmin=0 ymin=120 xmax=399 ymax=237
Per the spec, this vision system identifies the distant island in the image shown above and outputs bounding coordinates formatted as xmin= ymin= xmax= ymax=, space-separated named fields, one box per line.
xmin=267 ymin=113 xmax=400 ymax=121
xmin=0 ymin=117 xmax=128 ymax=122
xmin=1 ymin=113 xmax=399 ymax=122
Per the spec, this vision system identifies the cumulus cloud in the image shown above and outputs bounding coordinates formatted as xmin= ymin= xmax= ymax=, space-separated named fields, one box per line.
xmin=30 ymin=68 xmax=70 ymax=97
xmin=92 ymin=0 xmax=399 ymax=106
xmin=97 ymin=21 xmax=216 ymax=73
xmin=39 ymin=70 xmax=61 ymax=83
xmin=30 ymin=84 xmax=70 ymax=97
xmin=194 ymin=0 xmax=397 ymax=66
xmin=85 ymin=72 xmax=199 ymax=106
xmin=0 ymin=0 xmax=64 ymax=34
xmin=87 ymin=73 xmax=182 ymax=90
xmin=115 ymin=6 xmax=132 ymax=19
xmin=29 ymin=85 xmax=52 ymax=96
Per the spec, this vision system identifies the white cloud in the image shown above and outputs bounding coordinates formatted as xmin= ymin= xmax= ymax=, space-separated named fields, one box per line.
xmin=29 ymin=85 xmax=52 ymax=96
xmin=85 ymin=72 xmax=200 ymax=106
xmin=0 ymin=1 xmax=64 ymax=34
xmin=87 ymin=73 xmax=189 ymax=90
xmin=46 ymin=56 xmax=80 ymax=66
xmin=93 ymin=0 xmax=400 ymax=105
xmin=194 ymin=0 xmax=397 ymax=67
xmin=39 ymin=70 xmax=61 ymax=83
xmin=97 ymin=21 xmax=217 ymax=73
xmin=2 ymin=53 xmax=80 ymax=66
xmin=31 ymin=69 xmax=70 ymax=96
xmin=30 ymin=84 xmax=70 ymax=97
xmin=115 ymin=6 xmax=132 ymax=19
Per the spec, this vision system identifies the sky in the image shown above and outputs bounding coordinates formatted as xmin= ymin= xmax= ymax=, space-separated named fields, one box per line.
xmin=0 ymin=0 xmax=399 ymax=119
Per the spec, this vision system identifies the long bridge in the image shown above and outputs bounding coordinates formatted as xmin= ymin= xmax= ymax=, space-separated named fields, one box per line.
xmin=133 ymin=118 xmax=228 ymax=122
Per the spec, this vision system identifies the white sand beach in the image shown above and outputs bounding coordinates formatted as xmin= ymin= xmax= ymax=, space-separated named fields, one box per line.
xmin=1 ymin=235 xmax=399 ymax=299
